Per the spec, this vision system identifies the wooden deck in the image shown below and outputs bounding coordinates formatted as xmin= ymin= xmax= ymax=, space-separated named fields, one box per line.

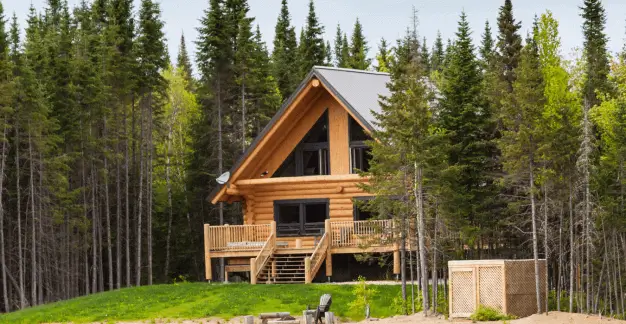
xmin=203 ymin=219 xmax=412 ymax=283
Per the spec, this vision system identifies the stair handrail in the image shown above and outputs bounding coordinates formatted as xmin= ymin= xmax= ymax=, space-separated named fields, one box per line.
xmin=305 ymin=232 xmax=329 ymax=283
xmin=252 ymin=232 xmax=276 ymax=280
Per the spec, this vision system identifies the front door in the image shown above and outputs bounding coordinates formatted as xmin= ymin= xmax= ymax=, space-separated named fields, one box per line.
xmin=274 ymin=199 xmax=328 ymax=237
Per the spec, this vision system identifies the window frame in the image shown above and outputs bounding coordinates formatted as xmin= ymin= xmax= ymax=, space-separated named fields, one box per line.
xmin=274 ymin=199 xmax=330 ymax=237
xmin=273 ymin=110 xmax=330 ymax=177
xmin=349 ymin=116 xmax=372 ymax=174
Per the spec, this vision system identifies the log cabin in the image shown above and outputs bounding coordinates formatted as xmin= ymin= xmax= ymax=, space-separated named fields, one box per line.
xmin=205 ymin=66 xmax=413 ymax=284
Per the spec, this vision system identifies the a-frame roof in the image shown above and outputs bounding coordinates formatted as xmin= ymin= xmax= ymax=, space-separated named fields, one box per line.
xmin=209 ymin=66 xmax=390 ymax=203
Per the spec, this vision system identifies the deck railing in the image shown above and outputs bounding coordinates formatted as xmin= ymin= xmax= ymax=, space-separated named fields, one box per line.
xmin=205 ymin=223 xmax=272 ymax=251
xmin=329 ymin=219 xmax=394 ymax=248
xmin=305 ymin=232 xmax=329 ymax=283
xmin=250 ymin=232 xmax=276 ymax=284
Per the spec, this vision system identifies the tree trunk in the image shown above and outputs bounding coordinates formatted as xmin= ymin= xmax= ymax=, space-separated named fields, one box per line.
xmin=569 ymin=183 xmax=575 ymax=312
xmin=432 ymin=200 xmax=439 ymax=314
xmin=104 ymin=116 xmax=113 ymax=291
xmin=147 ymin=92 xmax=153 ymax=286
xmin=124 ymin=101 xmax=131 ymax=288
xmin=15 ymin=122 xmax=25 ymax=308
xmin=217 ymin=74 xmax=224 ymax=281
xmin=543 ymin=188 xmax=549 ymax=314
xmin=0 ymin=123 xmax=9 ymax=312
xmin=28 ymin=126 xmax=37 ymax=306
xmin=414 ymin=164 xmax=429 ymax=313
xmin=557 ymin=203 xmax=563 ymax=311
xmin=136 ymin=96 xmax=145 ymax=287
xmin=529 ymin=158 xmax=541 ymax=314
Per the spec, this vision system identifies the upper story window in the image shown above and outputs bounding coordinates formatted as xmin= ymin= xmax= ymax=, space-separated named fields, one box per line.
xmin=274 ymin=111 xmax=330 ymax=177
xmin=349 ymin=116 xmax=372 ymax=173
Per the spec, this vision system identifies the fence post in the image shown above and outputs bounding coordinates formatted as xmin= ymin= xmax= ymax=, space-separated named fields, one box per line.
xmin=250 ymin=257 xmax=257 ymax=285
xmin=304 ymin=257 xmax=311 ymax=283
xmin=204 ymin=224 xmax=212 ymax=281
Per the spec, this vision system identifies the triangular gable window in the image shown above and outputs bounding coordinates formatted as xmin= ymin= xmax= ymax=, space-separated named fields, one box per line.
xmin=273 ymin=110 xmax=330 ymax=177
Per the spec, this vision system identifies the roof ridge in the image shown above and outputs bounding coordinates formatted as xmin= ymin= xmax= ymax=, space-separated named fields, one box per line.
xmin=313 ymin=65 xmax=390 ymax=76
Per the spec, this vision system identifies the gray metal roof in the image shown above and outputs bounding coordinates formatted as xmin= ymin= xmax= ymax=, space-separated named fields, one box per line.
xmin=313 ymin=66 xmax=390 ymax=131
xmin=209 ymin=66 xmax=390 ymax=202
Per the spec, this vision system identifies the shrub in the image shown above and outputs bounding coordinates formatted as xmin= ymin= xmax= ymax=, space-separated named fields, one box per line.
xmin=469 ymin=305 xmax=516 ymax=321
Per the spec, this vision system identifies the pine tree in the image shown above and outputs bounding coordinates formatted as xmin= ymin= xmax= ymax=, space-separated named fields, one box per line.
xmin=431 ymin=31 xmax=444 ymax=72
xmin=580 ymin=0 xmax=610 ymax=106
xmin=298 ymin=0 xmax=325 ymax=76
xmin=375 ymin=38 xmax=392 ymax=72
xmin=177 ymin=33 xmax=194 ymax=88
xmin=496 ymin=0 xmax=522 ymax=92
xmin=271 ymin=0 xmax=299 ymax=99
xmin=347 ymin=18 xmax=370 ymax=70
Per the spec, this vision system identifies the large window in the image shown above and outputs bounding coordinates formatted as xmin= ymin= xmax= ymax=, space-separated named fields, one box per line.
xmin=349 ymin=116 xmax=372 ymax=173
xmin=274 ymin=111 xmax=330 ymax=177
xmin=274 ymin=199 xmax=329 ymax=237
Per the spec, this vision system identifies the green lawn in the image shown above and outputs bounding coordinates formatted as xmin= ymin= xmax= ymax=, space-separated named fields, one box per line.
xmin=0 ymin=282 xmax=407 ymax=323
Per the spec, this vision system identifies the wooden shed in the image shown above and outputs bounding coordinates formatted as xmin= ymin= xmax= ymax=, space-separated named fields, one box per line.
xmin=448 ymin=259 xmax=547 ymax=318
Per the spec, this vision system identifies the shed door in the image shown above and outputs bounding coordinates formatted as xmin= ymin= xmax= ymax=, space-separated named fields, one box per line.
xmin=450 ymin=267 xmax=476 ymax=318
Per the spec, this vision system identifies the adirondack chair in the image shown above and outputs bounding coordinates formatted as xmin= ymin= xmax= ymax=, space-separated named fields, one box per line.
xmin=304 ymin=294 xmax=332 ymax=324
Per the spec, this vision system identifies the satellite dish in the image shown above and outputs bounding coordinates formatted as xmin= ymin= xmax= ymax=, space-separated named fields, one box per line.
xmin=216 ymin=171 xmax=230 ymax=185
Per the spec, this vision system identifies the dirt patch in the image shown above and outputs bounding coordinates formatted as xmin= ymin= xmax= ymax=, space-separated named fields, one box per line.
xmin=344 ymin=311 xmax=626 ymax=324
xmin=76 ymin=312 xmax=626 ymax=323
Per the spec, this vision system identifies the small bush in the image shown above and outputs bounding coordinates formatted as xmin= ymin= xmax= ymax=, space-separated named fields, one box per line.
xmin=348 ymin=276 xmax=378 ymax=318
xmin=469 ymin=305 xmax=516 ymax=322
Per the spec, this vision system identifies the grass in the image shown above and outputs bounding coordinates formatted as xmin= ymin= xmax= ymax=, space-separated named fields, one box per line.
xmin=0 ymin=282 xmax=409 ymax=323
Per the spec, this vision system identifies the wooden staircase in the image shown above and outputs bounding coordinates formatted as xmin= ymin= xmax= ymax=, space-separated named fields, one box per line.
xmin=257 ymin=253 xmax=309 ymax=284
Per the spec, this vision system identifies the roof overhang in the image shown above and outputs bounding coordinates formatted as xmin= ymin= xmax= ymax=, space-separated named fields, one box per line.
xmin=208 ymin=68 xmax=384 ymax=204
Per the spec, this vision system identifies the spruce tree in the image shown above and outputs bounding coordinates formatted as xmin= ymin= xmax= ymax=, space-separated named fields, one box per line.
xmin=580 ymin=0 xmax=610 ymax=106
xmin=496 ymin=0 xmax=522 ymax=92
xmin=298 ymin=0 xmax=325 ymax=76
xmin=271 ymin=0 xmax=298 ymax=99
xmin=135 ymin=0 xmax=169 ymax=286
xmin=366 ymin=28 xmax=444 ymax=314
xmin=499 ymin=29 xmax=545 ymax=314
xmin=479 ymin=20 xmax=494 ymax=64
xmin=0 ymin=0 xmax=11 ymax=312
xmin=341 ymin=33 xmax=350 ymax=68
xmin=439 ymin=12 xmax=498 ymax=253
xmin=431 ymin=31 xmax=444 ymax=72
xmin=324 ymin=40 xmax=332 ymax=66
xmin=177 ymin=33 xmax=194 ymax=87
xmin=347 ymin=18 xmax=370 ymax=70
xmin=375 ymin=38 xmax=392 ymax=72
xmin=420 ymin=37 xmax=429 ymax=72
xmin=333 ymin=24 xmax=344 ymax=67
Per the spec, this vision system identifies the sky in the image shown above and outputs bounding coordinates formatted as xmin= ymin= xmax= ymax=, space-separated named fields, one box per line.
xmin=4 ymin=0 xmax=626 ymax=69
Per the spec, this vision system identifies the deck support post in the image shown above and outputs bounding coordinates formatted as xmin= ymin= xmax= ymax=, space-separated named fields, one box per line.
xmin=393 ymin=243 xmax=400 ymax=276
xmin=250 ymin=257 xmax=257 ymax=284
xmin=325 ymin=251 xmax=332 ymax=279
xmin=304 ymin=257 xmax=312 ymax=283
xmin=204 ymin=224 xmax=212 ymax=281
xmin=271 ymin=220 xmax=277 ymax=235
